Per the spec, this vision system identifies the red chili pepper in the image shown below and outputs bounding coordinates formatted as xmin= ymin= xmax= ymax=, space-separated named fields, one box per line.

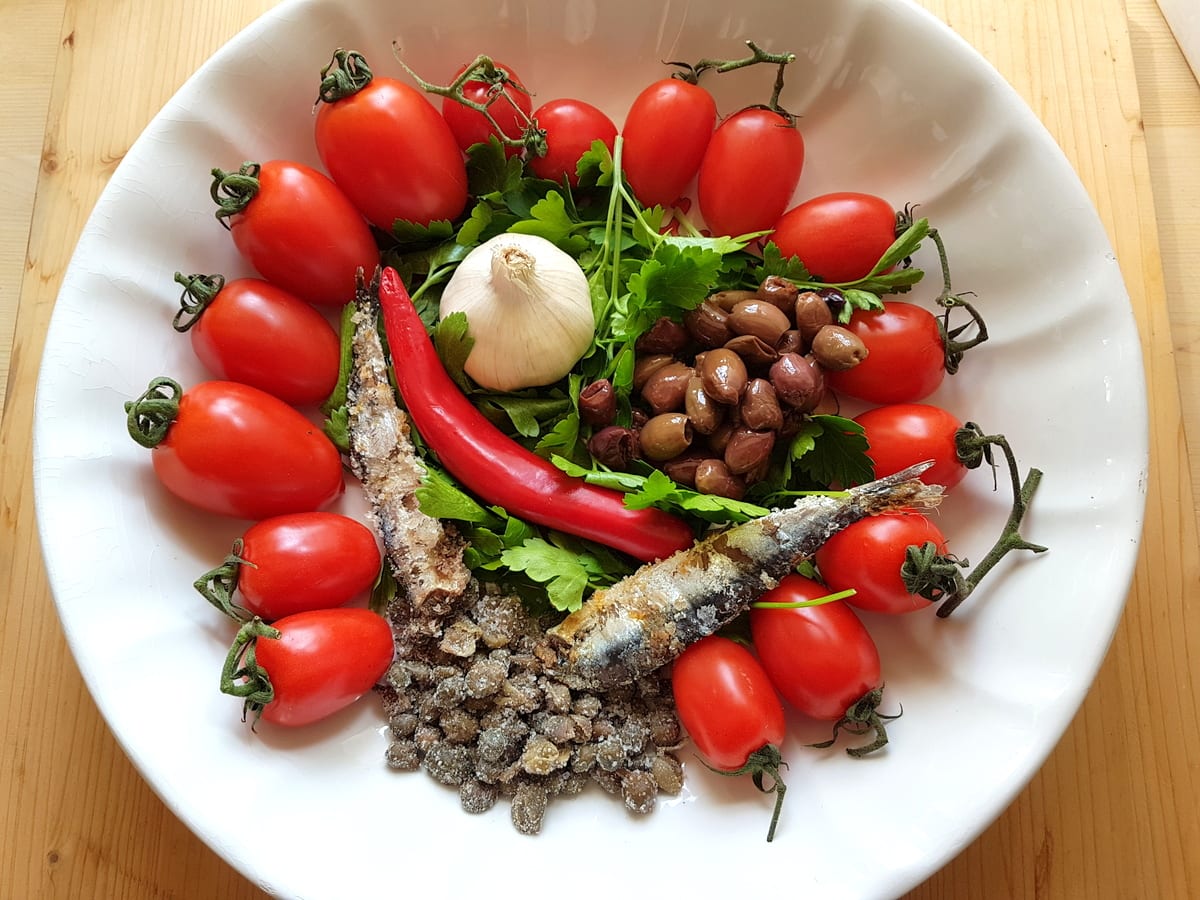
xmin=377 ymin=266 xmax=696 ymax=562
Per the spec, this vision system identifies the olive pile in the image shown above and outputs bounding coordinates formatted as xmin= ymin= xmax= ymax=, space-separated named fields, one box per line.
xmin=582 ymin=277 xmax=869 ymax=500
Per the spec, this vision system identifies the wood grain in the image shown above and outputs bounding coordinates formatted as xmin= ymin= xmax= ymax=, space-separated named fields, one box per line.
xmin=1 ymin=0 xmax=1197 ymax=897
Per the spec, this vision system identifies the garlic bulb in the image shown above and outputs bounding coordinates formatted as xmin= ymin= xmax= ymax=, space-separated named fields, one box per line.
xmin=439 ymin=233 xmax=596 ymax=391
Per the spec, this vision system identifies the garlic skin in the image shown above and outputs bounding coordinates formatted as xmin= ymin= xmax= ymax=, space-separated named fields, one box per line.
xmin=439 ymin=233 xmax=596 ymax=391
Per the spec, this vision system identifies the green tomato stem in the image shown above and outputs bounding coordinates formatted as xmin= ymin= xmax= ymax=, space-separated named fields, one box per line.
xmin=315 ymin=49 xmax=373 ymax=104
xmin=219 ymin=617 xmax=281 ymax=725
xmin=124 ymin=376 xmax=182 ymax=448
xmin=172 ymin=272 xmax=225 ymax=333
xmin=193 ymin=538 xmax=253 ymax=622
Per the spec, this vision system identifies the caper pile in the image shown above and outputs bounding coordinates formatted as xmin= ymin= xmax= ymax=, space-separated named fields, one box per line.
xmin=582 ymin=276 xmax=869 ymax=500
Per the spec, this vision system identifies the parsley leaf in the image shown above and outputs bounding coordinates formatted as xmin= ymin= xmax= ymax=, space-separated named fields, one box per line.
xmin=791 ymin=414 xmax=874 ymax=487
xmin=499 ymin=536 xmax=621 ymax=613
xmin=432 ymin=312 xmax=474 ymax=393
xmin=414 ymin=466 xmax=501 ymax=527
xmin=507 ymin=191 xmax=590 ymax=254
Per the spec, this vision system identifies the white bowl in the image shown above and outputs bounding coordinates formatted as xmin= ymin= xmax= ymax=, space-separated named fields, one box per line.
xmin=33 ymin=0 xmax=1147 ymax=897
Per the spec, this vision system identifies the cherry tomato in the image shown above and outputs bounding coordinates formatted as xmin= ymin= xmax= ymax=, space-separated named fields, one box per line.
xmin=855 ymin=402 xmax=967 ymax=490
xmin=769 ymin=192 xmax=897 ymax=283
xmin=671 ymin=634 xmax=790 ymax=841
xmin=214 ymin=160 xmax=379 ymax=308
xmin=621 ymin=78 xmax=716 ymax=208
xmin=671 ymin=635 xmax=786 ymax=771
xmin=176 ymin=274 xmax=340 ymax=407
xmin=825 ymin=302 xmax=946 ymax=403
xmin=697 ymin=107 xmax=805 ymax=237
xmin=814 ymin=512 xmax=949 ymax=615
xmin=224 ymin=512 xmax=382 ymax=621
xmin=316 ymin=68 xmax=468 ymax=228
xmin=126 ymin=378 xmax=344 ymax=519
xmin=527 ymin=98 xmax=617 ymax=186
xmin=441 ymin=60 xmax=532 ymax=157
xmin=749 ymin=575 xmax=881 ymax=721
xmin=251 ymin=608 xmax=394 ymax=727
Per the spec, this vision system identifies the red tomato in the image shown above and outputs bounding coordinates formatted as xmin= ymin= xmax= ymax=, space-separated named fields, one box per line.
xmin=825 ymin=302 xmax=946 ymax=403
xmin=214 ymin=160 xmax=379 ymax=308
xmin=229 ymin=512 xmax=381 ymax=621
xmin=621 ymin=78 xmax=716 ymax=208
xmin=855 ymin=402 xmax=967 ymax=490
xmin=527 ymin=98 xmax=617 ymax=186
xmin=671 ymin=634 xmax=786 ymax=771
xmin=177 ymin=275 xmax=340 ymax=407
xmin=770 ymin=192 xmax=897 ymax=283
xmin=815 ymin=512 xmax=949 ymax=615
xmin=697 ymin=108 xmax=805 ymax=237
xmin=441 ymin=60 xmax=532 ymax=157
xmin=127 ymin=378 xmax=344 ymax=519
xmin=252 ymin=608 xmax=394 ymax=727
xmin=749 ymin=575 xmax=881 ymax=721
xmin=316 ymin=72 xmax=468 ymax=228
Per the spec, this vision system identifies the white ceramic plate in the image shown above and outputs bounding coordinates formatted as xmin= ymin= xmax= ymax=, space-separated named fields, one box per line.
xmin=33 ymin=0 xmax=1147 ymax=897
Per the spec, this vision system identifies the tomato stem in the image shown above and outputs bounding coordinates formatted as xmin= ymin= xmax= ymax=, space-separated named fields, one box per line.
xmin=123 ymin=376 xmax=182 ymax=448
xmin=698 ymin=743 xmax=789 ymax=842
xmin=895 ymin=206 xmax=990 ymax=373
xmin=315 ymin=49 xmax=373 ymax=104
xmin=210 ymin=162 xmax=261 ymax=228
xmin=923 ymin=426 xmax=1048 ymax=617
xmin=807 ymin=686 xmax=900 ymax=757
xmin=193 ymin=539 xmax=253 ymax=622
xmin=172 ymin=272 xmax=225 ymax=332
xmin=391 ymin=47 xmax=546 ymax=156
xmin=219 ymin=617 xmax=281 ymax=725
xmin=678 ymin=41 xmax=796 ymax=115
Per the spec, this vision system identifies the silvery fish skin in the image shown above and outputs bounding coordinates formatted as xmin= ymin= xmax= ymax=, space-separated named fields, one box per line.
xmin=546 ymin=464 xmax=943 ymax=691
xmin=347 ymin=273 xmax=471 ymax=641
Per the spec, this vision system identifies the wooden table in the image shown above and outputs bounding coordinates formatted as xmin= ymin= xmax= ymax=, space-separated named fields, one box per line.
xmin=2 ymin=1 xmax=1197 ymax=896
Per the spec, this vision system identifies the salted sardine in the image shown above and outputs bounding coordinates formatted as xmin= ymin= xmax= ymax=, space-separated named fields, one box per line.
xmin=347 ymin=272 xmax=472 ymax=648
xmin=546 ymin=464 xmax=943 ymax=691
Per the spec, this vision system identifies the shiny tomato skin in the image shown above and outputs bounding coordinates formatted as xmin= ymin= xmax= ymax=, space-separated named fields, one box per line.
xmin=527 ymin=98 xmax=617 ymax=186
xmin=770 ymin=192 xmax=897 ymax=284
xmin=671 ymin=635 xmax=787 ymax=770
xmin=226 ymin=160 xmax=379 ymax=308
xmin=150 ymin=381 xmax=344 ymax=519
xmin=825 ymin=302 xmax=946 ymax=403
xmin=236 ymin=513 xmax=382 ymax=621
xmin=441 ymin=60 xmax=532 ymax=157
xmin=621 ymin=78 xmax=717 ymax=208
xmin=256 ymin=608 xmax=394 ymax=727
xmin=814 ymin=512 xmax=949 ymax=615
xmin=697 ymin=108 xmax=805 ymax=237
xmin=855 ymin=402 xmax=967 ymax=490
xmin=749 ymin=575 xmax=881 ymax=721
xmin=187 ymin=277 xmax=340 ymax=407
xmin=316 ymin=76 xmax=469 ymax=228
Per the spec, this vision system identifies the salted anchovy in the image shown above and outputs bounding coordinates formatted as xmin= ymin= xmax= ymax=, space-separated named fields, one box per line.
xmin=547 ymin=464 xmax=943 ymax=691
xmin=347 ymin=272 xmax=471 ymax=645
